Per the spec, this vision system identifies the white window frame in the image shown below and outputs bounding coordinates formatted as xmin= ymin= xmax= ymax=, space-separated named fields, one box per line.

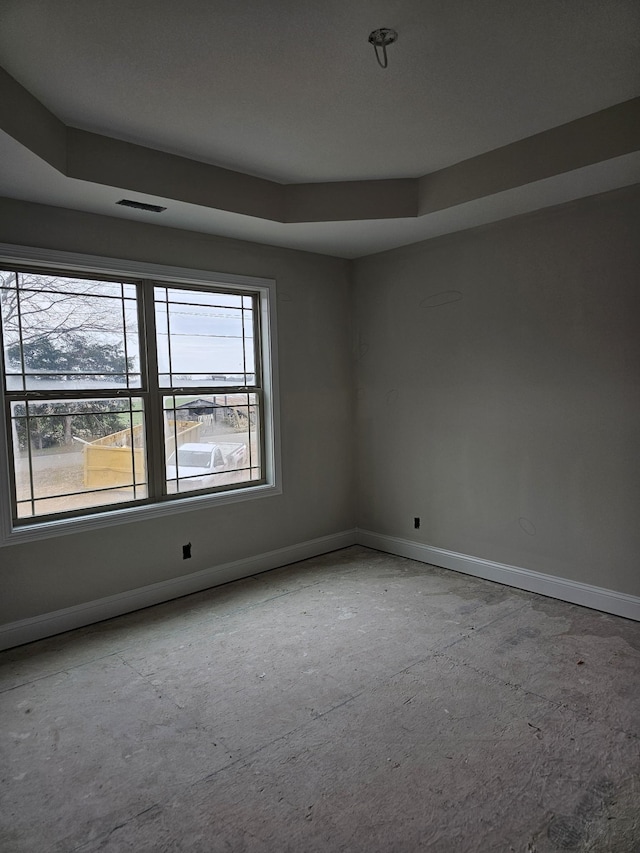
xmin=0 ymin=244 xmax=281 ymax=546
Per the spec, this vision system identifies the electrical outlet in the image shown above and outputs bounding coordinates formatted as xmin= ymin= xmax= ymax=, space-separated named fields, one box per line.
xmin=414 ymin=517 xmax=420 ymax=529
xmin=182 ymin=542 xmax=192 ymax=559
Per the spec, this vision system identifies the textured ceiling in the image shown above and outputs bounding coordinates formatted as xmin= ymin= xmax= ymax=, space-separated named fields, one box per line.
xmin=0 ymin=0 xmax=639 ymax=256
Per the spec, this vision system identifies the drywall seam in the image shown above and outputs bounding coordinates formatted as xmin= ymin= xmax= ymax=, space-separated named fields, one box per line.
xmin=0 ymin=529 xmax=357 ymax=650
xmin=357 ymin=529 xmax=640 ymax=622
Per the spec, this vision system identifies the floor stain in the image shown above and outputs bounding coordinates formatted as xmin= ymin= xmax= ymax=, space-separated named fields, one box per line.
xmin=527 ymin=599 xmax=640 ymax=654
xmin=547 ymin=778 xmax=619 ymax=850
xmin=494 ymin=626 xmax=541 ymax=654
xmin=566 ymin=619 xmax=640 ymax=654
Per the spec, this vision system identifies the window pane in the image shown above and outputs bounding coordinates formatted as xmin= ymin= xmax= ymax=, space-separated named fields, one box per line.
xmin=154 ymin=300 xmax=169 ymax=377
xmin=17 ymin=272 xmax=125 ymax=299
xmin=1 ymin=271 xmax=141 ymax=391
xmin=1 ymin=271 xmax=22 ymax=390
xmin=165 ymin=305 xmax=243 ymax=373
xmin=158 ymin=372 xmax=251 ymax=388
xmin=21 ymin=374 xmax=143 ymax=391
xmin=2 ymin=336 xmax=24 ymax=392
xmin=163 ymin=288 xmax=243 ymax=308
xmin=17 ymin=486 xmax=148 ymax=519
xmin=154 ymin=288 xmax=257 ymax=384
xmin=163 ymin=393 xmax=260 ymax=493
xmin=10 ymin=398 xmax=146 ymax=518
xmin=123 ymin=302 xmax=141 ymax=379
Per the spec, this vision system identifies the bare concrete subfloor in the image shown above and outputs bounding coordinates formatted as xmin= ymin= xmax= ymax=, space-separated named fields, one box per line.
xmin=1 ymin=546 xmax=639 ymax=852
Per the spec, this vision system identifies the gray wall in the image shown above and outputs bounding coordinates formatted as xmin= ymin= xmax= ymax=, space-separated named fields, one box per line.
xmin=0 ymin=198 xmax=355 ymax=623
xmin=354 ymin=185 xmax=640 ymax=596
xmin=1 ymin=184 xmax=639 ymax=629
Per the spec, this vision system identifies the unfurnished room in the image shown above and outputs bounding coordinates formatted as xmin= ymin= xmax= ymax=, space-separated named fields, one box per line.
xmin=0 ymin=2 xmax=639 ymax=851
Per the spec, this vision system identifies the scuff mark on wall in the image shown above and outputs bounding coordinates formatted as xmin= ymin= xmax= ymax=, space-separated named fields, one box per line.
xmin=419 ymin=290 xmax=463 ymax=308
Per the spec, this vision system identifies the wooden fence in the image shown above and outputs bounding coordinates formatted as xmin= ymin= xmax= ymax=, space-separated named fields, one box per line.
xmin=84 ymin=420 xmax=200 ymax=488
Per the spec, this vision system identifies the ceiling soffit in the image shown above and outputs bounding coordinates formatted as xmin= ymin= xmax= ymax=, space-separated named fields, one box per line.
xmin=2 ymin=67 xmax=639 ymax=227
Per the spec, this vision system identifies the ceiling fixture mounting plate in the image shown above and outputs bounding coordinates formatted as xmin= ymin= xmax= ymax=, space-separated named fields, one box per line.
xmin=368 ymin=28 xmax=398 ymax=68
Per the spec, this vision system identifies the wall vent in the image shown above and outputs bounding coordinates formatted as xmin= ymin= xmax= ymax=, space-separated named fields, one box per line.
xmin=117 ymin=199 xmax=167 ymax=213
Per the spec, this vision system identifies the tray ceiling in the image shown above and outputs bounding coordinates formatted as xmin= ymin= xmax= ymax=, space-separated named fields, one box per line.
xmin=1 ymin=0 xmax=639 ymax=257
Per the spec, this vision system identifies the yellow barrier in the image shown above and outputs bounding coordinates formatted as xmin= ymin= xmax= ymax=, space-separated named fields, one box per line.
xmin=164 ymin=420 xmax=201 ymax=461
xmin=84 ymin=420 xmax=200 ymax=488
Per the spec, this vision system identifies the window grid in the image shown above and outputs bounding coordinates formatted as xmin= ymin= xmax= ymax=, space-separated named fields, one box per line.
xmin=0 ymin=267 xmax=266 ymax=525
xmin=9 ymin=397 xmax=147 ymax=520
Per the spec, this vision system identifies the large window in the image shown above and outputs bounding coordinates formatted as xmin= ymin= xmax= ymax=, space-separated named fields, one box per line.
xmin=0 ymin=248 xmax=279 ymax=542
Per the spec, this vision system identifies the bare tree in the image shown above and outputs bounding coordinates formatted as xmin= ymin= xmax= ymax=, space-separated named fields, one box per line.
xmin=1 ymin=270 xmax=124 ymax=348
xmin=1 ymin=269 xmax=136 ymax=450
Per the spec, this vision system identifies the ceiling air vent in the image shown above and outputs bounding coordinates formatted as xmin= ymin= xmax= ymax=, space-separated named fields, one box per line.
xmin=117 ymin=199 xmax=166 ymax=213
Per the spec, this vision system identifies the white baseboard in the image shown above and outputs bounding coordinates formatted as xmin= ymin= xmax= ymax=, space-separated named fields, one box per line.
xmin=357 ymin=529 xmax=640 ymax=622
xmin=0 ymin=529 xmax=357 ymax=650
xmin=2 ymin=526 xmax=637 ymax=649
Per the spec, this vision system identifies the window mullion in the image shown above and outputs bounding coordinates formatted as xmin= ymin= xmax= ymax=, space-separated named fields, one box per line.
xmin=139 ymin=280 xmax=165 ymax=500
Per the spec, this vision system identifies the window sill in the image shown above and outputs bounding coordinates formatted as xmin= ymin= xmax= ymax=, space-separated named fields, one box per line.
xmin=1 ymin=481 xmax=282 ymax=546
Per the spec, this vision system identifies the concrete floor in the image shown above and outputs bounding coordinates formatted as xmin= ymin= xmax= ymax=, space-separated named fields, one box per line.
xmin=1 ymin=546 xmax=639 ymax=852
